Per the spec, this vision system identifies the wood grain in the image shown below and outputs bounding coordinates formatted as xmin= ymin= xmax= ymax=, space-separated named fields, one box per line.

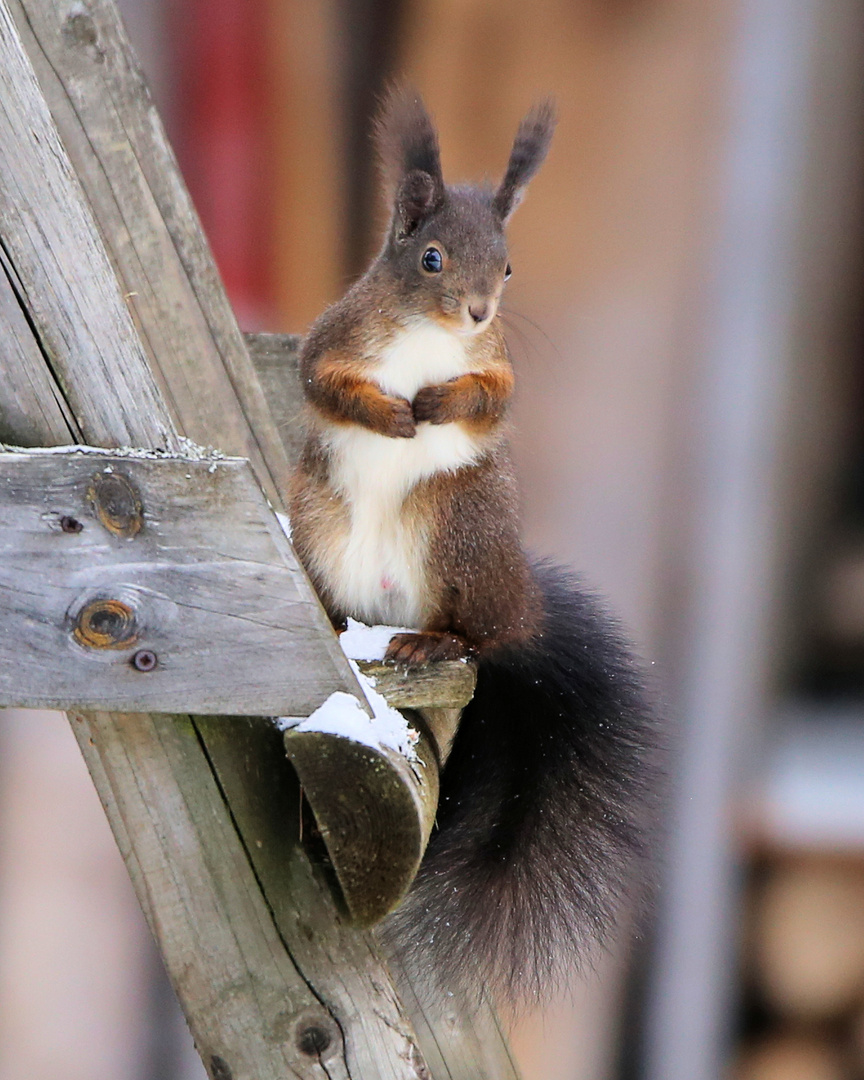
xmin=70 ymin=708 xmax=352 ymax=1080
xmin=244 ymin=332 xmax=306 ymax=466
xmin=0 ymin=449 xmax=355 ymax=716
xmin=0 ymin=4 xmax=431 ymax=1075
xmin=283 ymin=718 xmax=439 ymax=925
xmin=6 ymin=0 xmax=292 ymax=504
xmin=0 ymin=1 xmax=174 ymax=452
xmin=354 ymin=660 xmax=476 ymax=712
xmin=245 ymin=332 xmax=521 ymax=1080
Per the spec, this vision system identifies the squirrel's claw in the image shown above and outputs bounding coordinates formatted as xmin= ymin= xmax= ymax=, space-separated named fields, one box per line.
xmin=412 ymin=384 xmax=452 ymax=425
xmin=382 ymin=396 xmax=417 ymax=438
xmin=385 ymin=631 xmax=474 ymax=668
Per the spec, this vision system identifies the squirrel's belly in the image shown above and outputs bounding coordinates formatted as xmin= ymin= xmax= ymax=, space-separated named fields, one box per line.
xmin=321 ymin=422 xmax=481 ymax=625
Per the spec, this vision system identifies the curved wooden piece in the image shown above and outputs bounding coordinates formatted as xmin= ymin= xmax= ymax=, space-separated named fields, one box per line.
xmin=284 ymin=660 xmax=476 ymax=925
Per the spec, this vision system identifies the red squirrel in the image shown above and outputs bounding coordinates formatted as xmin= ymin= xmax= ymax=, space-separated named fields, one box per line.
xmin=289 ymin=89 xmax=657 ymax=1006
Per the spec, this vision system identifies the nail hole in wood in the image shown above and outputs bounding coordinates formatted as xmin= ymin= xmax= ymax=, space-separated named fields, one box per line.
xmin=209 ymin=1055 xmax=232 ymax=1080
xmin=296 ymin=1024 xmax=332 ymax=1057
xmin=131 ymin=649 xmax=157 ymax=672
xmin=59 ymin=515 xmax=83 ymax=533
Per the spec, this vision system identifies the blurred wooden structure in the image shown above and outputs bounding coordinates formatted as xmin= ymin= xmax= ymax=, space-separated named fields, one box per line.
xmin=0 ymin=1 xmax=518 ymax=1077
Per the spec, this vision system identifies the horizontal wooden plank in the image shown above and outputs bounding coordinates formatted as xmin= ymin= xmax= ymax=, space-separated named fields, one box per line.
xmin=0 ymin=447 xmax=359 ymax=716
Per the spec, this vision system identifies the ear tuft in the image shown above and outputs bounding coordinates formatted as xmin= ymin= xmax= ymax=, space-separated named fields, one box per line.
xmin=375 ymin=85 xmax=445 ymax=208
xmin=493 ymin=99 xmax=557 ymax=223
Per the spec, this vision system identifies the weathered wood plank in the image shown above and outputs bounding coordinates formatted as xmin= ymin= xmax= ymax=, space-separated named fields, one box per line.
xmin=0 ymin=449 xmax=355 ymax=716
xmin=69 ymin=708 xmax=349 ymax=1080
xmin=0 ymin=266 xmax=79 ymax=447
xmin=0 ymin=2 xmax=175 ymax=452
xmin=245 ymin=332 xmax=306 ymax=467
xmin=246 ymin=332 xmax=521 ymax=1080
xmin=193 ymin=715 xmax=427 ymax=1080
xmin=7 ymin=0 xmax=292 ymax=505
xmin=0 ymin=5 xmax=430 ymax=1075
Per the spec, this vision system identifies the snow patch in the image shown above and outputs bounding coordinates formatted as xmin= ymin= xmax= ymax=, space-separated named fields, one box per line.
xmin=1 ymin=438 xmax=232 ymax=463
xmin=275 ymin=511 xmax=293 ymax=542
xmin=338 ymin=617 xmax=413 ymax=661
xmin=279 ymin=657 xmax=420 ymax=761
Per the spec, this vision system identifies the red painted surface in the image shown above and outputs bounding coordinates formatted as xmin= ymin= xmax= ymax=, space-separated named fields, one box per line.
xmin=172 ymin=0 xmax=274 ymax=325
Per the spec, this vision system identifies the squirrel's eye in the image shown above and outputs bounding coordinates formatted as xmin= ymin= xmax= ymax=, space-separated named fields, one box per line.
xmin=504 ymin=262 xmax=513 ymax=281
xmin=421 ymin=247 xmax=443 ymax=273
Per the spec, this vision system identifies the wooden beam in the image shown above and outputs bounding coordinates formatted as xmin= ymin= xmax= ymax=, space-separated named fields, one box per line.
xmin=0 ymin=4 xmax=174 ymax=452
xmin=245 ymin=332 xmax=522 ymax=1080
xmin=0 ymin=4 xmax=431 ymax=1076
xmin=5 ymin=0 xmax=292 ymax=504
xmin=0 ymin=448 xmax=354 ymax=716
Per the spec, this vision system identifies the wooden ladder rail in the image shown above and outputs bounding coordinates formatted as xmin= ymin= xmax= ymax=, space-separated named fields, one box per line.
xmin=0 ymin=2 xmax=521 ymax=1078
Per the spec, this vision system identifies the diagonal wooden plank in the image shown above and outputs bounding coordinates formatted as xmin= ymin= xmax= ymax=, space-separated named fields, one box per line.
xmin=0 ymin=3 xmax=174 ymax=451
xmin=0 ymin=3 xmax=430 ymax=1077
xmin=0 ymin=265 xmax=79 ymax=446
xmin=6 ymin=0 xmax=292 ymax=505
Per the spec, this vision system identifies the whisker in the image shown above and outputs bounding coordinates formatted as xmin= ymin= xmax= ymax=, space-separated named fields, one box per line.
xmin=499 ymin=309 xmax=564 ymax=371
xmin=500 ymin=306 xmax=563 ymax=363
xmin=498 ymin=313 xmax=537 ymax=367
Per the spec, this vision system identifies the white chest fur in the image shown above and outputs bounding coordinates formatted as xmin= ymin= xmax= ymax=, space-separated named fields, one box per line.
xmin=321 ymin=320 xmax=483 ymax=626
xmin=374 ymin=318 xmax=470 ymax=399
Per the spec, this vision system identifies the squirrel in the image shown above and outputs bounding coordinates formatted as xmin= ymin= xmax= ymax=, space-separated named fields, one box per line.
xmin=288 ymin=88 xmax=658 ymax=1007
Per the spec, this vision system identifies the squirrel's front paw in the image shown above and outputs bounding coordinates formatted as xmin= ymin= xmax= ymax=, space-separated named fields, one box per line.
xmin=377 ymin=395 xmax=416 ymax=438
xmin=413 ymin=383 xmax=455 ymax=425
xmin=385 ymin=631 xmax=475 ymax=667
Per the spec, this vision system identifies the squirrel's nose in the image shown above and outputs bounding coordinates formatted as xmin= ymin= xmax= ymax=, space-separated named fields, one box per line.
xmin=468 ymin=303 xmax=489 ymax=324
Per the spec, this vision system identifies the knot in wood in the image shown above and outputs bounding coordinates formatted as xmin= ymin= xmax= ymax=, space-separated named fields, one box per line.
xmin=293 ymin=1009 xmax=340 ymax=1059
xmin=74 ymin=598 xmax=138 ymax=650
xmin=86 ymin=471 xmax=143 ymax=537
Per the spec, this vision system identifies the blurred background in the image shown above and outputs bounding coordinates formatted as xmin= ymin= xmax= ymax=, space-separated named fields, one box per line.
xmin=3 ymin=0 xmax=864 ymax=1078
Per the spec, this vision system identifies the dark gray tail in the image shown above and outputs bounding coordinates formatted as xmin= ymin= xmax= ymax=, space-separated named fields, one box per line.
xmin=383 ymin=562 xmax=661 ymax=1007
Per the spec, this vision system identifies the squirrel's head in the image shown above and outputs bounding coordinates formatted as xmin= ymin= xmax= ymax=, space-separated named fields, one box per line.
xmin=375 ymin=88 xmax=556 ymax=335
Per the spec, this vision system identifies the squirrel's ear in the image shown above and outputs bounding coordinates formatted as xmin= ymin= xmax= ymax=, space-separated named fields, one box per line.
xmin=493 ymin=100 xmax=556 ymax=223
xmin=375 ymin=86 xmax=445 ymax=215
xmin=394 ymin=169 xmax=442 ymax=239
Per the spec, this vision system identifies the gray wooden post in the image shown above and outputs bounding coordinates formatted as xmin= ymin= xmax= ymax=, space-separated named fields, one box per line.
xmin=0 ymin=1 xmax=520 ymax=1077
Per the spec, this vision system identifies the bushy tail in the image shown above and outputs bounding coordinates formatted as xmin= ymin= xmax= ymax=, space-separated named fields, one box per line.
xmin=383 ymin=562 xmax=661 ymax=1008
